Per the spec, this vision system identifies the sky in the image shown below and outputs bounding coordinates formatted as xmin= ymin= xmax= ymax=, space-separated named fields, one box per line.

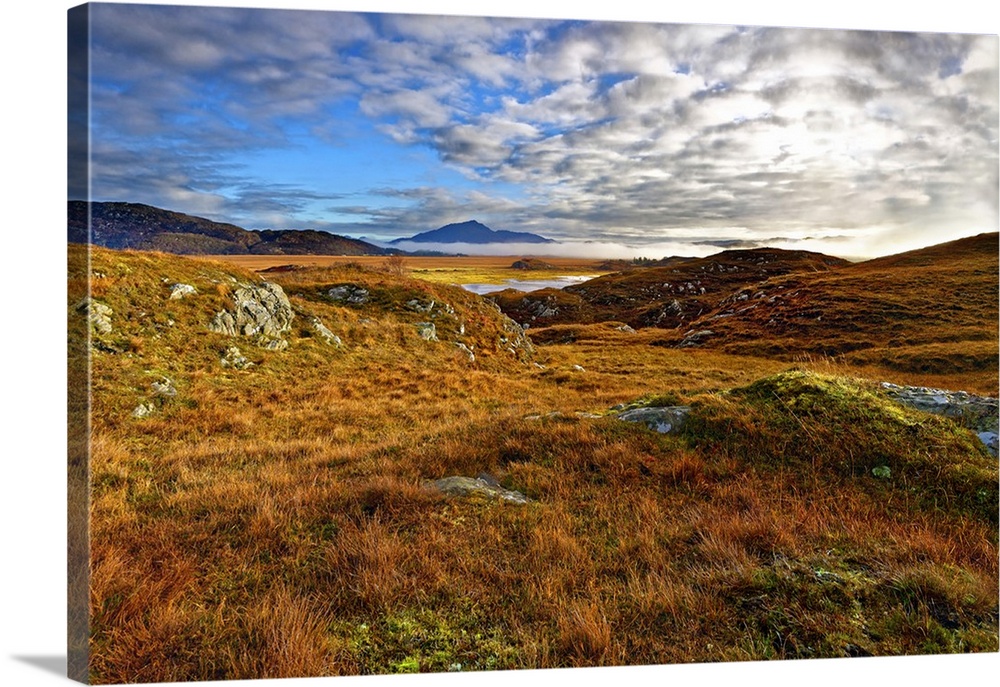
xmin=73 ymin=2 xmax=999 ymax=259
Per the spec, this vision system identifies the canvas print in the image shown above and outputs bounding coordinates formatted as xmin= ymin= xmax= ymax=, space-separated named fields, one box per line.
xmin=67 ymin=2 xmax=999 ymax=684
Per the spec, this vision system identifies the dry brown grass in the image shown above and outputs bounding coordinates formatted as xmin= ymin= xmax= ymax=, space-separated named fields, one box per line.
xmin=74 ymin=244 xmax=998 ymax=683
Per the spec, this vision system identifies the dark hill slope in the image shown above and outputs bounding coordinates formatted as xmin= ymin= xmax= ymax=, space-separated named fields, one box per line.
xmin=68 ymin=201 xmax=390 ymax=256
xmin=491 ymin=247 xmax=849 ymax=330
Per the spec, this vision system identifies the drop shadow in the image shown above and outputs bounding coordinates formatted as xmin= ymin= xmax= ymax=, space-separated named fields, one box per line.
xmin=11 ymin=655 xmax=67 ymax=678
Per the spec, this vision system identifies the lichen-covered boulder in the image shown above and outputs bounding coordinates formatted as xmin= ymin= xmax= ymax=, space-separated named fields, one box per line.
xmin=78 ymin=298 xmax=113 ymax=335
xmin=614 ymin=406 xmax=691 ymax=434
xmin=208 ymin=281 xmax=294 ymax=348
xmin=428 ymin=476 xmax=531 ymax=504
xmin=327 ymin=284 xmax=370 ymax=305
xmin=168 ymin=283 xmax=197 ymax=300
xmin=415 ymin=322 xmax=438 ymax=341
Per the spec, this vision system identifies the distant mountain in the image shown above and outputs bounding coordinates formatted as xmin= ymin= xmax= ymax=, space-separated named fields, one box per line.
xmin=391 ymin=220 xmax=553 ymax=245
xmin=68 ymin=201 xmax=392 ymax=256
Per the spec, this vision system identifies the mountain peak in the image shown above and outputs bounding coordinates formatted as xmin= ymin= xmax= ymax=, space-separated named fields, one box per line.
xmin=392 ymin=220 xmax=553 ymax=245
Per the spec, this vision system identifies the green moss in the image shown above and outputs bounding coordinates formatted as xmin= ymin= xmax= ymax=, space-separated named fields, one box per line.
xmin=682 ymin=370 xmax=998 ymax=522
xmin=337 ymin=606 xmax=522 ymax=674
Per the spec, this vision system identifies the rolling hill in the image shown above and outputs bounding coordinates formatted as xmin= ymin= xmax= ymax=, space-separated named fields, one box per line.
xmin=68 ymin=201 xmax=392 ymax=256
xmin=490 ymin=247 xmax=850 ymax=330
xmin=510 ymin=233 xmax=998 ymax=387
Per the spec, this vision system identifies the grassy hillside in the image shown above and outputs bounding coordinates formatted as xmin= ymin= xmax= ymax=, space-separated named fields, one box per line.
xmin=69 ymin=201 xmax=390 ymax=255
xmin=660 ymin=233 xmax=999 ymax=388
xmin=73 ymin=244 xmax=997 ymax=683
xmin=520 ymin=234 xmax=998 ymax=394
xmin=491 ymin=247 xmax=849 ymax=330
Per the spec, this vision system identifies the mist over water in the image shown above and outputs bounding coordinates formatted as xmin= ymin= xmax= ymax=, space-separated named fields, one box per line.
xmin=461 ymin=275 xmax=596 ymax=295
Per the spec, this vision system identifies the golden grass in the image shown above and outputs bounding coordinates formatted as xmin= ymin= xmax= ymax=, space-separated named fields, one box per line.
xmin=75 ymin=245 xmax=999 ymax=682
xmin=194 ymin=253 xmax=610 ymax=286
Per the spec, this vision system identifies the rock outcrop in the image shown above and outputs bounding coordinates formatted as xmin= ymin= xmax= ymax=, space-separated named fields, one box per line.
xmin=208 ymin=281 xmax=294 ymax=349
xmin=308 ymin=317 xmax=342 ymax=347
xmin=78 ymin=298 xmax=113 ymax=336
xmin=881 ymin=382 xmax=999 ymax=456
xmin=169 ymin=283 xmax=197 ymax=300
xmin=220 ymin=346 xmax=253 ymax=370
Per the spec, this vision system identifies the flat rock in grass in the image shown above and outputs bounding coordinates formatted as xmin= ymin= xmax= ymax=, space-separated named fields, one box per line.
xmin=678 ymin=329 xmax=713 ymax=348
xmin=131 ymin=402 xmax=155 ymax=418
xmin=614 ymin=406 xmax=691 ymax=434
xmin=150 ymin=376 xmax=177 ymax=397
xmin=881 ymin=382 xmax=999 ymax=455
xmin=327 ymin=284 xmax=370 ymax=304
xmin=429 ymin=476 xmax=531 ymax=504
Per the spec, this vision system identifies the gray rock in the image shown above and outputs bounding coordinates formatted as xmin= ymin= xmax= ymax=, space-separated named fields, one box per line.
xmin=571 ymin=364 xmax=586 ymax=372
xmin=327 ymin=284 xmax=370 ymax=304
xmin=231 ymin=282 xmax=294 ymax=338
xmin=415 ymin=322 xmax=438 ymax=341
xmin=487 ymin=300 xmax=535 ymax=359
xmin=615 ymin=324 xmax=637 ymax=334
xmin=407 ymin=298 xmax=435 ymax=313
xmin=455 ymin=342 xmax=475 ymax=362
xmin=131 ymin=402 xmax=155 ymax=418
xmin=678 ymin=329 xmax=714 ymax=348
xmin=978 ymin=432 xmax=999 ymax=456
xmin=429 ymin=476 xmax=531 ymax=504
xmin=208 ymin=281 xmax=293 ymax=349
xmin=615 ymin=406 xmax=691 ymax=434
xmin=881 ymin=382 xmax=999 ymax=456
xmin=207 ymin=310 xmax=238 ymax=336
xmin=150 ymin=377 xmax=177 ymax=397
xmin=524 ymin=411 xmax=564 ymax=421
xmin=309 ymin=317 xmax=342 ymax=347
xmin=220 ymin=346 xmax=253 ymax=369
xmin=169 ymin=283 xmax=197 ymax=300
xmin=78 ymin=298 xmax=113 ymax=335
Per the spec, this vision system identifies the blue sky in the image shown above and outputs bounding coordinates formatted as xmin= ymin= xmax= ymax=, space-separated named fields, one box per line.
xmin=73 ymin=1 xmax=999 ymax=259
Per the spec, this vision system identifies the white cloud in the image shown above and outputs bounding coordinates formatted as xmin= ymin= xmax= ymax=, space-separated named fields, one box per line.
xmin=84 ymin=6 xmax=998 ymax=258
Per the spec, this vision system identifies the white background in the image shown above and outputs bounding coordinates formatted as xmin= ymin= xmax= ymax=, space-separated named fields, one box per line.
xmin=2 ymin=1 xmax=998 ymax=686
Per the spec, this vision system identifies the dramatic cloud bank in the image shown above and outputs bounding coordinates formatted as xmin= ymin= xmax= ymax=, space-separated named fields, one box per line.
xmin=77 ymin=3 xmax=999 ymax=259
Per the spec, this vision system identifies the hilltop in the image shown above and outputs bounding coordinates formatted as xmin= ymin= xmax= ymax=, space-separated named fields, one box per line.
xmin=392 ymin=220 xmax=553 ymax=245
xmin=647 ymin=233 xmax=1000 ymax=376
xmin=490 ymin=247 xmax=849 ymax=330
xmin=68 ymin=201 xmax=392 ymax=256
xmin=506 ymin=234 xmax=998 ymax=391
